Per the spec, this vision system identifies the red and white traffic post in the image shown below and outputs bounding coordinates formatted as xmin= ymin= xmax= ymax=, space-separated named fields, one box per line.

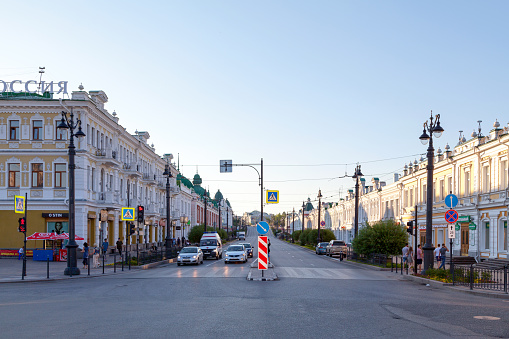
xmin=258 ymin=236 xmax=268 ymax=270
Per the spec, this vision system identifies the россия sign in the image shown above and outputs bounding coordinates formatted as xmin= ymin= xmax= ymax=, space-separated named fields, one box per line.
xmin=0 ymin=80 xmax=68 ymax=94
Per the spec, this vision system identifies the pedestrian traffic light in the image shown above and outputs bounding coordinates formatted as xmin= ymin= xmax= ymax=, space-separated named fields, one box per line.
xmin=18 ymin=217 xmax=26 ymax=233
xmin=129 ymin=222 xmax=135 ymax=235
xmin=406 ymin=221 xmax=413 ymax=235
xmin=137 ymin=205 xmax=144 ymax=223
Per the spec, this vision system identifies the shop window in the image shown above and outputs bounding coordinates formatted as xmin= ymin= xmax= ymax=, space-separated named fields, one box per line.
xmin=47 ymin=221 xmax=68 ymax=235
xmin=32 ymin=120 xmax=43 ymax=140
xmin=503 ymin=221 xmax=507 ymax=251
xmin=54 ymin=163 xmax=67 ymax=188
xmin=9 ymin=120 xmax=20 ymax=140
xmin=8 ymin=163 xmax=20 ymax=187
xmin=32 ymin=163 xmax=44 ymax=187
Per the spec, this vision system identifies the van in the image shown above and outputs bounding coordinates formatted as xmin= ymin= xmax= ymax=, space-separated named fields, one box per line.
xmin=238 ymin=231 xmax=246 ymax=241
xmin=199 ymin=232 xmax=223 ymax=260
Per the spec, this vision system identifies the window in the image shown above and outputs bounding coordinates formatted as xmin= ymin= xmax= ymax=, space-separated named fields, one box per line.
xmin=56 ymin=124 xmax=66 ymax=140
xmin=447 ymin=177 xmax=452 ymax=196
xmin=485 ymin=222 xmax=490 ymax=249
xmin=9 ymin=120 xmax=20 ymax=140
xmin=464 ymin=169 xmax=471 ymax=196
xmin=54 ymin=163 xmax=67 ymax=188
xmin=31 ymin=163 xmax=44 ymax=187
xmin=422 ymin=184 xmax=427 ymax=203
xmin=504 ymin=221 xmax=507 ymax=251
xmin=482 ymin=165 xmax=490 ymax=193
xmin=500 ymin=160 xmax=508 ymax=189
xmin=439 ymin=179 xmax=445 ymax=201
xmin=91 ymin=168 xmax=95 ymax=191
xmin=8 ymin=163 xmax=20 ymax=187
xmin=32 ymin=120 xmax=43 ymax=140
xmin=409 ymin=188 xmax=414 ymax=206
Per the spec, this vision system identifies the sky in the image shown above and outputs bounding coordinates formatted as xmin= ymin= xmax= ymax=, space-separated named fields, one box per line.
xmin=1 ymin=1 xmax=508 ymax=216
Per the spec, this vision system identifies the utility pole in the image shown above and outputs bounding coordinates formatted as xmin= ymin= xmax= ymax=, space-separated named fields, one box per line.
xmin=317 ymin=189 xmax=322 ymax=243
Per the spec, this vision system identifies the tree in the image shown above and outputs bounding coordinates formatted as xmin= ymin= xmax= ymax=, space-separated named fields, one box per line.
xmin=352 ymin=220 xmax=407 ymax=256
xmin=188 ymin=225 xmax=217 ymax=244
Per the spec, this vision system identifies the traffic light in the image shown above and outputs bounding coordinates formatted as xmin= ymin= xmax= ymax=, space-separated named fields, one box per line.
xmin=137 ymin=205 xmax=144 ymax=223
xmin=129 ymin=222 xmax=135 ymax=235
xmin=406 ymin=221 xmax=413 ymax=235
xmin=18 ymin=217 xmax=26 ymax=233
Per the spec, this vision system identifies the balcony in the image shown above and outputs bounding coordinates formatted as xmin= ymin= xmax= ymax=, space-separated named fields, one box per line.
xmin=97 ymin=191 xmax=120 ymax=206
xmin=142 ymin=173 xmax=157 ymax=186
xmin=95 ymin=148 xmax=120 ymax=167
xmin=123 ymin=162 xmax=142 ymax=178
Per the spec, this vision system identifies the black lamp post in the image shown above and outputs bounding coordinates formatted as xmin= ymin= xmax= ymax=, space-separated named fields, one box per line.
xmin=203 ymin=190 xmax=208 ymax=233
xmin=292 ymin=207 xmax=295 ymax=243
xmin=317 ymin=189 xmax=322 ymax=243
xmin=302 ymin=201 xmax=305 ymax=232
xmin=163 ymin=163 xmax=172 ymax=256
xmin=419 ymin=111 xmax=444 ymax=274
xmin=57 ymin=109 xmax=85 ymax=276
xmin=352 ymin=165 xmax=363 ymax=237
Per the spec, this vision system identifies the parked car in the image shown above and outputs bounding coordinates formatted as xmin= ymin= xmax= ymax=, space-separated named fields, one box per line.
xmin=315 ymin=242 xmax=328 ymax=255
xmin=224 ymin=245 xmax=247 ymax=264
xmin=326 ymin=240 xmax=348 ymax=260
xmin=177 ymin=247 xmax=204 ymax=266
xmin=239 ymin=242 xmax=253 ymax=257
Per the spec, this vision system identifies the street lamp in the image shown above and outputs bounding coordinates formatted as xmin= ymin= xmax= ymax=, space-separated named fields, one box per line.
xmin=352 ymin=165 xmax=363 ymax=237
xmin=317 ymin=189 xmax=322 ymax=243
xmin=302 ymin=201 xmax=305 ymax=232
xmin=203 ymin=190 xmax=208 ymax=233
xmin=419 ymin=111 xmax=444 ymax=274
xmin=163 ymin=163 xmax=173 ymax=256
xmin=57 ymin=109 xmax=85 ymax=276
xmin=292 ymin=207 xmax=295 ymax=243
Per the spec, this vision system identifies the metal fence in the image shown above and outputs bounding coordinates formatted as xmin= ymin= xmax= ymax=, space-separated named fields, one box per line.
xmin=452 ymin=264 xmax=508 ymax=293
xmin=136 ymin=247 xmax=180 ymax=265
xmin=346 ymin=249 xmax=390 ymax=268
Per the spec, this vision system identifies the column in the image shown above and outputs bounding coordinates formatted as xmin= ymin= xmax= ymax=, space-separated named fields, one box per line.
xmin=94 ymin=214 xmax=100 ymax=247
xmin=114 ymin=211 xmax=119 ymax=243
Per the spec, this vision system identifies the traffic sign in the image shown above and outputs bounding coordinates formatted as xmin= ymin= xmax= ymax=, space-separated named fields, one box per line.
xmin=320 ymin=221 xmax=325 ymax=227
xmin=121 ymin=207 xmax=135 ymax=221
xmin=258 ymin=236 xmax=268 ymax=270
xmin=444 ymin=194 xmax=458 ymax=208
xmin=266 ymin=190 xmax=279 ymax=204
xmin=220 ymin=160 xmax=232 ymax=173
xmin=257 ymin=221 xmax=269 ymax=235
xmin=448 ymin=224 xmax=456 ymax=239
xmin=14 ymin=195 xmax=25 ymax=214
xmin=445 ymin=209 xmax=458 ymax=224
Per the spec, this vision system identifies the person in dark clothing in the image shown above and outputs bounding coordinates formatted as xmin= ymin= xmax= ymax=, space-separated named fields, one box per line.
xmin=116 ymin=238 xmax=123 ymax=257
xmin=102 ymin=238 xmax=109 ymax=261
xmin=82 ymin=243 xmax=89 ymax=269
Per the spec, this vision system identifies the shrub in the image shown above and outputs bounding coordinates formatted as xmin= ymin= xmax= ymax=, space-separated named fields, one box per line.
xmin=320 ymin=229 xmax=336 ymax=243
xmin=292 ymin=230 xmax=301 ymax=242
xmin=188 ymin=225 xmax=216 ymax=244
xmin=352 ymin=219 xmax=407 ymax=256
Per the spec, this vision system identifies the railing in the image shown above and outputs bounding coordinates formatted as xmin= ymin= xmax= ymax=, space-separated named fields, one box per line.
xmin=137 ymin=247 xmax=180 ymax=265
xmin=452 ymin=264 xmax=508 ymax=293
xmin=346 ymin=249 xmax=390 ymax=268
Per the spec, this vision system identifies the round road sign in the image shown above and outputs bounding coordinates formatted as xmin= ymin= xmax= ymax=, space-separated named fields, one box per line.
xmin=320 ymin=221 xmax=325 ymax=227
xmin=445 ymin=209 xmax=459 ymax=224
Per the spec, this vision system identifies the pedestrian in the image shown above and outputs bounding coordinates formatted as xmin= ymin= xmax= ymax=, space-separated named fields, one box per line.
xmin=102 ymin=238 xmax=109 ymax=261
xmin=93 ymin=246 xmax=100 ymax=268
xmin=402 ymin=243 xmax=409 ymax=267
xmin=408 ymin=246 xmax=414 ymax=270
xmin=416 ymin=244 xmax=423 ymax=272
xmin=268 ymin=239 xmax=271 ymax=264
xmin=81 ymin=242 xmax=89 ymax=269
xmin=434 ymin=244 xmax=441 ymax=268
xmin=177 ymin=237 xmax=181 ymax=247
xmin=438 ymin=244 xmax=449 ymax=269
xmin=18 ymin=247 xmax=23 ymax=260
xmin=116 ymin=238 xmax=123 ymax=257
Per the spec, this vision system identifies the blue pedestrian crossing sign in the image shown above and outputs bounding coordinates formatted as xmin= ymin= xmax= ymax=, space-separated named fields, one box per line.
xmin=444 ymin=194 xmax=458 ymax=208
xmin=257 ymin=221 xmax=269 ymax=235
xmin=14 ymin=195 xmax=25 ymax=214
xmin=121 ymin=207 xmax=135 ymax=221
xmin=266 ymin=190 xmax=279 ymax=204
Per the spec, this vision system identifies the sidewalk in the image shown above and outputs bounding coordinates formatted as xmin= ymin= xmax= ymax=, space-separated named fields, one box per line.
xmin=0 ymin=256 xmax=137 ymax=283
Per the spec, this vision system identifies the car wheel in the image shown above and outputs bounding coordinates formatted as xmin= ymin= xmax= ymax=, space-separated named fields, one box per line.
xmin=200 ymin=259 xmax=203 ymax=264
xmin=224 ymin=261 xmax=227 ymax=265
xmin=177 ymin=263 xmax=181 ymax=266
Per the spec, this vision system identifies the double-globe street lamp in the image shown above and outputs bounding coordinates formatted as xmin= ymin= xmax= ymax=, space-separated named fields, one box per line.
xmin=419 ymin=111 xmax=444 ymax=274
xmin=57 ymin=110 xmax=85 ymax=276
xmin=352 ymin=165 xmax=363 ymax=237
xmin=163 ymin=163 xmax=173 ymax=257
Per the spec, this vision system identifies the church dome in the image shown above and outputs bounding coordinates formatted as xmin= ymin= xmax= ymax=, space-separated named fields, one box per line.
xmin=214 ymin=190 xmax=223 ymax=201
xmin=193 ymin=173 xmax=202 ymax=186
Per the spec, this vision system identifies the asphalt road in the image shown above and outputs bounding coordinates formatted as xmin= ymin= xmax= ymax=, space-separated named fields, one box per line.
xmin=1 ymin=226 xmax=508 ymax=339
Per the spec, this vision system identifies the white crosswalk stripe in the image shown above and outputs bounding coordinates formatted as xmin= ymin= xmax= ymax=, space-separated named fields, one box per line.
xmin=276 ymin=267 xmax=390 ymax=280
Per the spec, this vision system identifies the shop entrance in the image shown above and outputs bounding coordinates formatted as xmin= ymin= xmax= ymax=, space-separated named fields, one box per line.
xmin=460 ymin=223 xmax=469 ymax=256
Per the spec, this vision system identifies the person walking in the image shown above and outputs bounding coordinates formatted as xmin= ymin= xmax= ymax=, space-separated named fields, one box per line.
xmin=93 ymin=246 xmax=100 ymax=268
xmin=438 ymin=244 xmax=449 ymax=269
xmin=268 ymin=239 xmax=271 ymax=264
xmin=82 ymin=242 xmax=89 ymax=269
xmin=416 ymin=244 xmax=423 ymax=272
xmin=116 ymin=238 xmax=123 ymax=257
xmin=434 ymin=244 xmax=441 ymax=268
xmin=102 ymin=238 xmax=109 ymax=262
xmin=18 ymin=247 xmax=23 ymax=260
xmin=402 ymin=244 xmax=409 ymax=268
xmin=408 ymin=246 xmax=414 ymax=270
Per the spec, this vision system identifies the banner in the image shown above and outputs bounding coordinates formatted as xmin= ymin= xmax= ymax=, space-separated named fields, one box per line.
xmin=0 ymin=249 xmax=33 ymax=257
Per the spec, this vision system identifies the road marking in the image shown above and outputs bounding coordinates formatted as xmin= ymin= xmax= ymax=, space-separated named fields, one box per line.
xmin=276 ymin=267 xmax=389 ymax=280
xmin=473 ymin=316 xmax=500 ymax=320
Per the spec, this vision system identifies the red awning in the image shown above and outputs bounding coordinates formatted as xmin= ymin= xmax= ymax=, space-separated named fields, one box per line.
xmin=52 ymin=233 xmax=85 ymax=241
xmin=26 ymin=232 xmax=58 ymax=240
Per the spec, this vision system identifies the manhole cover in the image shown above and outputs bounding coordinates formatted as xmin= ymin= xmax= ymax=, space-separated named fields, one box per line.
xmin=473 ymin=316 xmax=500 ymax=320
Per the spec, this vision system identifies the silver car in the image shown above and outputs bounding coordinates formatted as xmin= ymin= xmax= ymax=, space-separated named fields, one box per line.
xmin=224 ymin=245 xmax=247 ymax=264
xmin=177 ymin=246 xmax=204 ymax=266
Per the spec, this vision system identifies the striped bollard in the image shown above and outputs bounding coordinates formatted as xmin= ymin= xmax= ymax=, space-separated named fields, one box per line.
xmin=258 ymin=236 xmax=268 ymax=274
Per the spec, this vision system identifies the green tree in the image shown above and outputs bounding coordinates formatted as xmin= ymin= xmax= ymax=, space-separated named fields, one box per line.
xmin=292 ymin=230 xmax=301 ymax=242
xmin=188 ymin=225 xmax=217 ymax=244
xmin=320 ymin=229 xmax=336 ymax=243
xmin=352 ymin=220 xmax=407 ymax=256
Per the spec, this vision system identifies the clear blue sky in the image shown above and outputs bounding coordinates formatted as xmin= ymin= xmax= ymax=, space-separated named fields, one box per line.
xmin=2 ymin=1 xmax=508 ymax=215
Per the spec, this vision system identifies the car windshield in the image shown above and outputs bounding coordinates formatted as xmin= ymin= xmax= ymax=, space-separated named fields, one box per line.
xmin=240 ymin=243 xmax=251 ymax=249
xmin=319 ymin=243 xmax=328 ymax=246
xmin=227 ymin=246 xmax=244 ymax=252
xmin=200 ymin=239 xmax=217 ymax=246
xmin=180 ymin=247 xmax=197 ymax=253
xmin=333 ymin=241 xmax=346 ymax=246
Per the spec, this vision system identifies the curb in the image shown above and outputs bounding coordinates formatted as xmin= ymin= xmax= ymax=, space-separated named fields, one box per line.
xmin=247 ymin=259 xmax=278 ymax=281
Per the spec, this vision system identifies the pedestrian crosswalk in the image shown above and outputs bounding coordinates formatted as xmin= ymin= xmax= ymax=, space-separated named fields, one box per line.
xmin=275 ymin=267 xmax=389 ymax=280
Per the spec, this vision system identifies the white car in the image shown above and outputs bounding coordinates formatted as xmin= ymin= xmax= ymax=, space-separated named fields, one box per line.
xmin=224 ymin=245 xmax=247 ymax=264
xmin=177 ymin=247 xmax=204 ymax=266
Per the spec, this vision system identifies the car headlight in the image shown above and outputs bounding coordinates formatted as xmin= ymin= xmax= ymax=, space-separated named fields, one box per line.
xmin=225 ymin=254 xmax=229 ymax=257
xmin=192 ymin=255 xmax=197 ymax=259
xmin=178 ymin=255 xmax=181 ymax=259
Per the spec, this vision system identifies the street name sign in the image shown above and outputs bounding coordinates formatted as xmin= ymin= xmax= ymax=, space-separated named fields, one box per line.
xmin=258 ymin=236 xmax=268 ymax=270
xmin=121 ymin=207 xmax=135 ymax=221
xmin=266 ymin=190 xmax=279 ymax=204
xmin=220 ymin=160 xmax=232 ymax=173
xmin=257 ymin=221 xmax=269 ymax=235
xmin=444 ymin=194 xmax=458 ymax=209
